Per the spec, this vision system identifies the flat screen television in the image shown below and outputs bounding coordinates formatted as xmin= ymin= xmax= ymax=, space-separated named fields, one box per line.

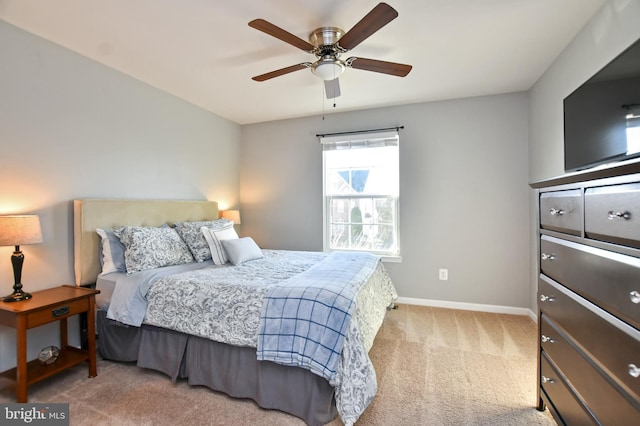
xmin=564 ymin=37 xmax=640 ymax=172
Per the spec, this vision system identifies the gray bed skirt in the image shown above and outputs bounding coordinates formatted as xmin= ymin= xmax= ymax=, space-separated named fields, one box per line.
xmin=96 ymin=310 xmax=337 ymax=426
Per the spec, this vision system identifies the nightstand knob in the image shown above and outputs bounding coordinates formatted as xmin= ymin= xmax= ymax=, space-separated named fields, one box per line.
xmin=630 ymin=291 xmax=640 ymax=304
xmin=541 ymin=335 xmax=555 ymax=344
xmin=541 ymin=376 xmax=555 ymax=384
xmin=539 ymin=294 xmax=555 ymax=303
xmin=549 ymin=208 xmax=564 ymax=216
xmin=629 ymin=364 xmax=640 ymax=378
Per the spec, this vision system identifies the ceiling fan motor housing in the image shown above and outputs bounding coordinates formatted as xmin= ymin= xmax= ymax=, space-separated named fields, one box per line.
xmin=309 ymin=27 xmax=346 ymax=80
xmin=309 ymin=27 xmax=345 ymax=49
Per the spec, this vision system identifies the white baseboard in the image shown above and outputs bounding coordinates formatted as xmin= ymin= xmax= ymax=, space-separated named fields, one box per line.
xmin=395 ymin=296 xmax=537 ymax=322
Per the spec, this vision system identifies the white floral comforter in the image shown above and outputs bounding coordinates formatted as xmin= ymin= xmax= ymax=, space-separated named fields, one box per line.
xmin=108 ymin=250 xmax=397 ymax=425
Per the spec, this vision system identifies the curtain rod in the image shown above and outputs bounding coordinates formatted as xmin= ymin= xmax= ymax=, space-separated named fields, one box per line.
xmin=316 ymin=126 xmax=404 ymax=138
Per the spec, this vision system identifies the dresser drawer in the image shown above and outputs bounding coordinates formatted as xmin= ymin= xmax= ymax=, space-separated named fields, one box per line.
xmin=539 ymin=277 xmax=640 ymax=406
xmin=537 ymin=314 xmax=640 ymax=423
xmin=540 ymin=351 xmax=596 ymax=425
xmin=540 ymin=189 xmax=583 ymax=236
xmin=585 ymin=182 xmax=640 ymax=248
xmin=540 ymin=235 xmax=640 ymax=329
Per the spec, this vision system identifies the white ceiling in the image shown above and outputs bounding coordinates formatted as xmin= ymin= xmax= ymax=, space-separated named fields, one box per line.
xmin=0 ymin=0 xmax=606 ymax=125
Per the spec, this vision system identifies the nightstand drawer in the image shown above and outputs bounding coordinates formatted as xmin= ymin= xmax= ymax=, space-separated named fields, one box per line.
xmin=540 ymin=189 xmax=583 ymax=235
xmin=540 ymin=235 xmax=640 ymax=329
xmin=585 ymin=182 xmax=640 ymax=248
xmin=26 ymin=298 xmax=89 ymax=328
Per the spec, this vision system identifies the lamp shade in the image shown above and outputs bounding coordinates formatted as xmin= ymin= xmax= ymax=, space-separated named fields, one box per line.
xmin=220 ymin=210 xmax=241 ymax=225
xmin=0 ymin=215 xmax=43 ymax=246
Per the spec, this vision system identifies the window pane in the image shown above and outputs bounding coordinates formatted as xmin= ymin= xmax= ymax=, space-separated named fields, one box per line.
xmin=325 ymin=145 xmax=398 ymax=196
xmin=330 ymin=224 xmax=349 ymax=249
xmin=327 ymin=196 xmax=397 ymax=254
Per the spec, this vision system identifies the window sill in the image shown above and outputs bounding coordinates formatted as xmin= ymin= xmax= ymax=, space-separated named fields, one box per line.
xmin=381 ymin=255 xmax=402 ymax=263
xmin=324 ymin=248 xmax=402 ymax=263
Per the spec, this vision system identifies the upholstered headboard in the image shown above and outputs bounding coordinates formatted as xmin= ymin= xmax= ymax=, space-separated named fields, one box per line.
xmin=73 ymin=199 xmax=219 ymax=286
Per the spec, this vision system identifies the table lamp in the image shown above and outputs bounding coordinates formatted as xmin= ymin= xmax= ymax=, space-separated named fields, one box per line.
xmin=0 ymin=215 xmax=43 ymax=302
xmin=221 ymin=209 xmax=241 ymax=225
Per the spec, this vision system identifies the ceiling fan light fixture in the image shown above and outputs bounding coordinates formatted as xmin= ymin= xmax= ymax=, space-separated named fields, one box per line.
xmin=312 ymin=59 xmax=345 ymax=81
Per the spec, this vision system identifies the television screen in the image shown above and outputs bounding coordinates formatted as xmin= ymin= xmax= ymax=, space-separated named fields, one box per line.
xmin=564 ymin=37 xmax=640 ymax=172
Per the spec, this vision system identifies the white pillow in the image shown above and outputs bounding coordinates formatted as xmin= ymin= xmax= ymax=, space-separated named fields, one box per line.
xmin=201 ymin=225 xmax=238 ymax=265
xmin=221 ymin=237 xmax=264 ymax=265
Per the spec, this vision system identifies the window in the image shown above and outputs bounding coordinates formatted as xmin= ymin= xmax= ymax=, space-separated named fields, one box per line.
xmin=322 ymin=130 xmax=400 ymax=257
xmin=626 ymin=105 xmax=640 ymax=155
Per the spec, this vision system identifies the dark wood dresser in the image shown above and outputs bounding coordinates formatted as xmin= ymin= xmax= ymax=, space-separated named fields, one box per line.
xmin=531 ymin=161 xmax=640 ymax=424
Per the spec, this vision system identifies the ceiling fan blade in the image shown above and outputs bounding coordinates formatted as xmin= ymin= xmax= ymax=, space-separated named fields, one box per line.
xmin=252 ymin=63 xmax=311 ymax=82
xmin=338 ymin=3 xmax=398 ymax=51
xmin=346 ymin=57 xmax=412 ymax=77
xmin=249 ymin=19 xmax=315 ymax=53
xmin=324 ymin=78 xmax=341 ymax=99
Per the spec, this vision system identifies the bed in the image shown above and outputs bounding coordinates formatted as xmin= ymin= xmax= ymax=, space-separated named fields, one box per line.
xmin=73 ymin=199 xmax=398 ymax=426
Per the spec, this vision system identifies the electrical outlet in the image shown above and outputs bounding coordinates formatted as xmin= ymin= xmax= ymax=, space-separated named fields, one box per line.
xmin=439 ymin=268 xmax=448 ymax=281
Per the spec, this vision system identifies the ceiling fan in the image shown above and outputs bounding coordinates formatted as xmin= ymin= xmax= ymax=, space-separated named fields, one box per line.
xmin=248 ymin=2 xmax=412 ymax=99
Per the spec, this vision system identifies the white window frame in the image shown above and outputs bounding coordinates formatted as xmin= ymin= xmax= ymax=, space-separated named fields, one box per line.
xmin=321 ymin=130 xmax=401 ymax=260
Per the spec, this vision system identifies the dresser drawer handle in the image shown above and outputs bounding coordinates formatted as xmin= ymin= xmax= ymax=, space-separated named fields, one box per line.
xmin=607 ymin=210 xmax=631 ymax=220
xmin=541 ymin=335 xmax=555 ymax=344
xmin=549 ymin=208 xmax=564 ymax=216
xmin=541 ymin=253 xmax=555 ymax=261
xmin=629 ymin=364 xmax=640 ymax=378
xmin=631 ymin=291 xmax=640 ymax=304
xmin=541 ymin=376 xmax=555 ymax=384
xmin=539 ymin=294 xmax=555 ymax=303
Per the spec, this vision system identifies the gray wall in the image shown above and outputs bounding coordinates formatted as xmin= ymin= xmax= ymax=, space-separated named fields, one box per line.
xmin=528 ymin=0 xmax=640 ymax=311
xmin=0 ymin=21 xmax=241 ymax=371
xmin=241 ymin=93 xmax=531 ymax=310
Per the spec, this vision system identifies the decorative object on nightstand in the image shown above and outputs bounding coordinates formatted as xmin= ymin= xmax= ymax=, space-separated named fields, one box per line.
xmin=38 ymin=345 xmax=60 ymax=366
xmin=0 ymin=215 xmax=43 ymax=302
xmin=221 ymin=209 xmax=241 ymax=225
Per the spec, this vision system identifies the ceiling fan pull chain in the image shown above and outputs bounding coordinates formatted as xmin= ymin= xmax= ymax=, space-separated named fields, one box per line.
xmin=322 ymin=83 xmax=325 ymax=120
xmin=332 ymin=66 xmax=337 ymax=108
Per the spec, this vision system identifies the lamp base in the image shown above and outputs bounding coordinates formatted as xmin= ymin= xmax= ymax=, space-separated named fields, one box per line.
xmin=3 ymin=290 xmax=32 ymax=302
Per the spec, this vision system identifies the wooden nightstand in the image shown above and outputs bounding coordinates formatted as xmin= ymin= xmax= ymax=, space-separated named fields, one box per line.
xmin=0 ymin=285 xmax=100 ymax=402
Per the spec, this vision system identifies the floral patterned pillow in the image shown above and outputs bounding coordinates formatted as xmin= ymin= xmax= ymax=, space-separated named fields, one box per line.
xmin=114 ymin=226 xmax=194 ymax=273
xmin=173 ymin=219 xmax=233 ymax=262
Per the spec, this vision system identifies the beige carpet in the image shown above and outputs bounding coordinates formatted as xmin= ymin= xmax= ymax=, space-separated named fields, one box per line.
xmin=0 ymin=304 xmax=556 ymax=425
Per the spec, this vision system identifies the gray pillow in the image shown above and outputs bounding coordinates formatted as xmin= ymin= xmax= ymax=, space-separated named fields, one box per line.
xmin=221 ymin=237 xmax=264 ymax=265
xmin=174 ymin=219 xmax=233 ymax=262
xmin=96 ymin=228 xmax=127 ymax=274
xmin=114 ymin=226 xmax=194 ymax=273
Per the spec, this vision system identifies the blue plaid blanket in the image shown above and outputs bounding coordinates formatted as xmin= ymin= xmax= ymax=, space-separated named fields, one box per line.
xmin=256 ymin=251 xmax=380 ymax=383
